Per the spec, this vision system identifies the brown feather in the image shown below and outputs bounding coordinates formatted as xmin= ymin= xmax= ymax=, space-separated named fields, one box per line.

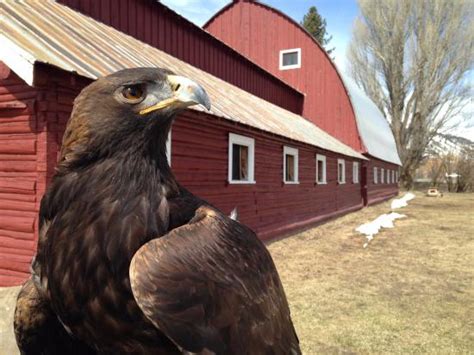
xmin=130 ymin=207 xmax=301 ymax=355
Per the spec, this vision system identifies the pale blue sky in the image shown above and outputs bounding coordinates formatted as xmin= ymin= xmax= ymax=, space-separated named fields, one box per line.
xmin=160 ymin=0 xmax=358 ymax=72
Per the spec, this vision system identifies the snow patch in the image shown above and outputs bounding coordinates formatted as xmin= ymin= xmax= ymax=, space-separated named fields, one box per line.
xmin=356 ymin=212 xmax=407 ymax=248
xmin=391 ymin=192 xmax=415 ymax=209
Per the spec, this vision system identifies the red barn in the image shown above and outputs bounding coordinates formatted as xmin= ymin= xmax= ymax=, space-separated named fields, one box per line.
xmin=0 ymin=0 xmax=399 ymax=286
xmin=204 ymin=0 xmax=401 ymax=204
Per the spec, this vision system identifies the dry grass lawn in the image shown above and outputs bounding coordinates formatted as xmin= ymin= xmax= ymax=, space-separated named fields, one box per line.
xmin=268 ymin=192 xmax=474 ymax=354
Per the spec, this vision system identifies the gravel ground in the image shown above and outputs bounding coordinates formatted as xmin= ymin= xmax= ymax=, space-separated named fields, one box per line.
xmin=0 ymin=286 xmax=20 ymax=355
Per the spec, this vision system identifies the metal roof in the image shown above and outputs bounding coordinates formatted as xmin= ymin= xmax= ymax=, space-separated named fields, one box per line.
xmin=341 ymin=76 xmax=402 ymax=165
xmin=0 ymin=0 xmax=366 ymax=160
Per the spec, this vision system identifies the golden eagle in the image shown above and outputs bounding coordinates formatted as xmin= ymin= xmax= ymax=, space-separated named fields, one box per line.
xmin=14 ymin=68 xmax=300 ymax=354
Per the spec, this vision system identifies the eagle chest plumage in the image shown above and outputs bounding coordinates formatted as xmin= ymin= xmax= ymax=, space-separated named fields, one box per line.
xmin=38 ymin=160 xmax=180 ymax=353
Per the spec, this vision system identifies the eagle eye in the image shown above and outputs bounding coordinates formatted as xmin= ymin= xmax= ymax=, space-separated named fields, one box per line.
xmin=121 ymin=85 xmax=145 ymax=103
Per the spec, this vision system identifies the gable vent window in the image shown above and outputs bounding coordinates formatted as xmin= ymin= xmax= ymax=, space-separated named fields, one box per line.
xmin=228 ymin=133 xmax=255 ymax=184
xmin=279 ymin=48 xmax=301 ymax=70
xmin=283 ymin=146 xmax=299 ymax=184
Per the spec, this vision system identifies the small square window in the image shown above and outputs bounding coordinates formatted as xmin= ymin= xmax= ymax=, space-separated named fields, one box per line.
xmin=279 ymin=48 xmax=301 ymax=70
xmin=374 ymin=167 xmax=378 ymax=184
xmin=381 ymin=168 xmax=385 ymax=184
xmin=316 ymin=154 xmax=327 ymax=184
xmin=228 ymin=133 xmax=255 ymax=184
xmin=353 ymin=162 xmax=359 ymax=183
xmin=283 ymin=146 xmax=299 ymax=184
xmin=338 ymin=159 xmax=346 ymax=184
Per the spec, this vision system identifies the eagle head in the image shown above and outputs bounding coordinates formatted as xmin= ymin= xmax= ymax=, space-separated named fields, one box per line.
xmin=59 ymin=67 xmax=210 ymax=170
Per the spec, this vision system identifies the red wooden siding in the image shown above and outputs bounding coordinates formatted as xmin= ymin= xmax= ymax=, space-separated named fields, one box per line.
xmin=365 ymin=156 xmax=399 ymax=205
xmin=56 ymin=0 xmax=304 ymax=114
xmin=0 ymin=63 xmax=40 ymax=286
xmin=204 ymin=0 xmax=363 ymax=151
xmin=171 ymin=111 xmax=363 ymax=239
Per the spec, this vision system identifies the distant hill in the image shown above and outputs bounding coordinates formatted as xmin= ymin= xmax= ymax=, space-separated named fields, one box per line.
xmin=428 ymin=134 xmax=474 ymax=156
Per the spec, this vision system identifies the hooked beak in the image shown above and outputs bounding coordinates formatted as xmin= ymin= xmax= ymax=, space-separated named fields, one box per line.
xmin=139 ymin=75 xmax=211 ymax=115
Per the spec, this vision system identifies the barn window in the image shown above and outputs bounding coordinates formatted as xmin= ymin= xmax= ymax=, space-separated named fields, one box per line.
xmin=228 ymin=133 xmax=255 ymax=184
xmin=381 ymin=168 xmax=385 ymax=184
xmin=279 ymin=48 xmax=301 ymax=70
xmin=387 ymin=169 xmax=390 ymax=184
xmin=283 ymin=146 xmax=299 ymax=184
xmin=353 ymin=162 xmax=359 ymax=184
xmin=396 ymin=171 xmax=399 ymax=182
xmin=337 ymin=159 xmax=346 ymax=184
xmin=316 ymin=154 xmax=327 ymax=184
xmin=374 ymin=167 xmax=378 ymax=184
xmin=392 ymin=170 xmax=395 ymax=183
xmin=166 ymin=129 xmax=171 ymax=166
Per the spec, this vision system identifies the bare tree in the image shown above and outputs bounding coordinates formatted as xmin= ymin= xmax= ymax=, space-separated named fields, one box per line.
xmin=348 ymin=0 xmax=474 ymax=188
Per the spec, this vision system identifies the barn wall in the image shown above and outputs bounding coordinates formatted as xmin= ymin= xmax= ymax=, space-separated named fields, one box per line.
xmin=35 ymin=66 xmax=364 ymax=242
xmin=0 ymin=63 xmax=40 ymax=286
xmin=0 ymin=63 xmax=365 ymax=286
xmin=204 ymin=0 xmax=363 ymax=151
xmin=171 ymin=111 xmax=364 ymax=239
xmin=365 ymin=155 xmax=399 ymax=205
xmin=56 ymin=0 xmax=304 ymax=114
xmin=40 ymin=75 xmax=365 ymax=240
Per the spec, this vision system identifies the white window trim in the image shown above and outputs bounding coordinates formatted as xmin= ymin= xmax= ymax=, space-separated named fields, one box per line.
xmin=166 ymin=128 xmax=172 ymax=166
xmin=387 ymin=169 xmax=391 ymax=184
xmin=228 ymin=133 xmax=256 ymax=184
xmin=374 ymin=167 xmax=378 ymax=184
xmin=316 ymin=154 xmax=327 ymax=184
xmin=337 ymin=159 xmax=346 ymax=184
xmin=283 ymin=146 xmax=299 ymax=184
xmin=353 ymin=162 xmax=359 ymax=184
xmin=381 ymin=168 xmax=385 ymax=184
xmin=279 ymin=48 xmax=302 ymax=70
xmin=392 ymin=170 xmax=395 ymax=184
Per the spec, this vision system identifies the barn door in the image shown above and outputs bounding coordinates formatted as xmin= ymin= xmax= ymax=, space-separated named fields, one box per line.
xmin=361 ymin=165 xmax=368 ymax=206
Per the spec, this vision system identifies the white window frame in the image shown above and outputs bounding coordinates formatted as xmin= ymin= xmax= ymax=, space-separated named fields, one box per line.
xmin=392 ymin=170 xmax=395 ymax=183
xmin=283 ymin=146 xmax=299 ymax=184
xmin=381 ymin=168 xmax=385 ymax=184
xmin=279 ymin=48 xmax=302 ymax=70
xmin=166 ymin=129 xmax=172 ymax=166
xmin=352 ymin=162 xmax=360 ymax=184
xmin=374 ymin=167 xmax=378 ymax=184
xmin=228 ymin=133 xmax=255 ymax=184
xmin=316 ymin=154 xmax=327 ymax=184
xmin=387 ymin=169 xmax=391 ymax=184
xmin=337 ymin=159 xmax=346 ymax=184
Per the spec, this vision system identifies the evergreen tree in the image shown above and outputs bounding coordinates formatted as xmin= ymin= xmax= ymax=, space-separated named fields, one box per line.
xmin=301 ymin=6 xmax=334 ymax=56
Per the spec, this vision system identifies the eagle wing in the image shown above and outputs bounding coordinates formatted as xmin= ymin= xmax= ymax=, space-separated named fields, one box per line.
xmin=129 ymin=206 xmax=300 ymax=355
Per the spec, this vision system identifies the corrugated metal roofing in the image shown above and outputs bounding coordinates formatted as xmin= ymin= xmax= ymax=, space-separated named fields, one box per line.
xmin=0 ymin=0 xmax=366 ymax=160
xmin=341 ymin=75 xmax=402 ymax=165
